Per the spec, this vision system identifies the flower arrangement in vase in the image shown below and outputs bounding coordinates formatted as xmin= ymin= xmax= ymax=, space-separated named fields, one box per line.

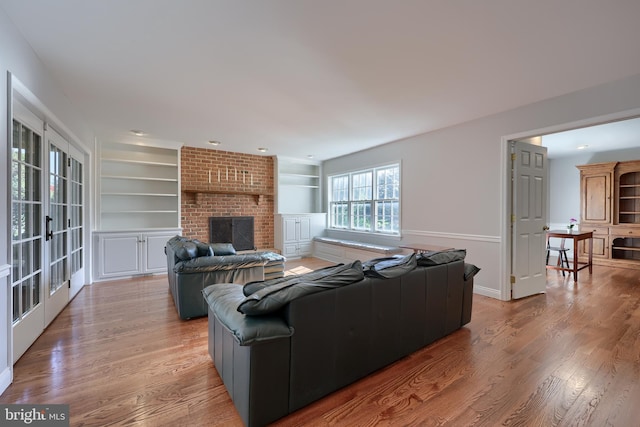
xmin=567 ymin=217 xmax=577 ymax=231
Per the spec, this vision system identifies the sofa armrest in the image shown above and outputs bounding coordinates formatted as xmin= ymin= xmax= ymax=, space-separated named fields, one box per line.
xmin=203 ymin=283 xmax=294 ymax=345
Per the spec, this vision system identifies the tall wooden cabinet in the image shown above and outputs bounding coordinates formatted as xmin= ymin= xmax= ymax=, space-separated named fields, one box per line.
xmin=577 ymin=160 xmax=640 ymax=269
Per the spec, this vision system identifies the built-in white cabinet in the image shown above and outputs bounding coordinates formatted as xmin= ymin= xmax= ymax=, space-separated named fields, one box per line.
xmin=275 ymin=156 xmax=321 ymax=214
xmin=94 ymin=229 xmax=180 ymax=280
xmin=99 ymin=142 xmax=181 ymax=230
xmin=275 ymin=214 xmax=326 ymax=258
xmin=94 ymin=141 xmax=182 ymax=281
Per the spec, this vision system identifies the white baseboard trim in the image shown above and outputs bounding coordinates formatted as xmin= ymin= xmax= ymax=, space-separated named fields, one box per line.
xmin=0 ymin=366 xmax=12 ymax=395
xmin=473 ymin=284 xmax=503 ymax=300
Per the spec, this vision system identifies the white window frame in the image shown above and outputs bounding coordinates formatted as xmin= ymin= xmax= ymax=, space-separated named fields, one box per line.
xmin=328 ymin=163 xmax=400 ymax=235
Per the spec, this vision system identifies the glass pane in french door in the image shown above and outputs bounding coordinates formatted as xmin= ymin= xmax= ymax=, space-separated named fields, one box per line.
xmin=11 ymin=119 xmax=43 ymax=323
xmin=49 ymin=144 xmax=68 ymax=294
xmin=70 ymin=157 xmax=83 ymax=274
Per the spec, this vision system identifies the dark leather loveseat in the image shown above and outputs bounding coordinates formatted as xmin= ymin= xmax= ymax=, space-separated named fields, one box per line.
xmin=203 ymin=250 xmax=479 ymax=426
xmin=165 ymin=235 xmax=286 ymax=319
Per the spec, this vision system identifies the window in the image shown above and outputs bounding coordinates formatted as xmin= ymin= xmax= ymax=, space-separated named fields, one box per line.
xmin=329 ymin=164 xmax=400 ymax=234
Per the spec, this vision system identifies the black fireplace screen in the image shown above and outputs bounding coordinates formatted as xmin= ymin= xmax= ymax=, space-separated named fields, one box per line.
xmin=209 ymin=216 xmax=255 ymax=251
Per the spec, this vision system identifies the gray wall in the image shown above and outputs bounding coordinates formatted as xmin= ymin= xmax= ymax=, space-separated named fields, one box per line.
xmin=323 ymin=74 xmax=640 ymax=300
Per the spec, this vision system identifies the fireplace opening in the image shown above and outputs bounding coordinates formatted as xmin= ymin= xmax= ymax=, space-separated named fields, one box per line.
xmin=209 ymin=216 xmax=255 ymax=251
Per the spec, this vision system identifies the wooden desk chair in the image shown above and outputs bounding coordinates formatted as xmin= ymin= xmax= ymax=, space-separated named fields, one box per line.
xmin=546 ymin=235 xmax=571 ymax=276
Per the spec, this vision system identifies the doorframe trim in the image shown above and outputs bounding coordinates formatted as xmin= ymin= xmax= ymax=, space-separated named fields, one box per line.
xmin=500 ymin=107 xmax=640 ymax=301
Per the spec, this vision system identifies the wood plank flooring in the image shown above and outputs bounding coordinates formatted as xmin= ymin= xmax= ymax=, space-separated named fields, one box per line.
xmin=2 ymin=259 xmax=640 ymax=426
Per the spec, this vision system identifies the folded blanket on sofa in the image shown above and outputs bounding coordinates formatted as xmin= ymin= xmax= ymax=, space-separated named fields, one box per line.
xmin=362 ymin=253 xmax=417 ymax=278
xmin=174 ymin=254 xmax=268 ymax=273
xmin=238 ymin=261 xmax=364 ymax=315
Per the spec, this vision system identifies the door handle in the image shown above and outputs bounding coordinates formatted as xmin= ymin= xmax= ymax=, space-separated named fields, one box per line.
xmin=45 ymin=215 xmax=54 ymax=241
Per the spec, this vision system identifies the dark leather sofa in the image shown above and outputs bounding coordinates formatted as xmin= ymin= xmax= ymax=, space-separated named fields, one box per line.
xmin=165 ymin=235 xmax=286 ymax=319
xmin=203 ymin=251 xmax=478 ymax=426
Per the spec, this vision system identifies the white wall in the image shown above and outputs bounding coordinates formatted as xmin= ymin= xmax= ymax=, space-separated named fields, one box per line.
xmin=0 ymin=6 xmax=94 ymax=394
xmin=323 ymin=73 xmax=640 ymax=300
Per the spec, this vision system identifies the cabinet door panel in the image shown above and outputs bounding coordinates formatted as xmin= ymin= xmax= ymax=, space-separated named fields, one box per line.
xmin=283 ymin=244 xmax=299 ymax=258
xmin=582 ymin=174 xmax=610 ymax=223
xmin=580 ymin=235 xmax=608 ymax=259
xmin=145 ymin=234 xmax=172 ymax=272
xmin=100 ymin=234 xmax=140 ymax=277
xmin=298 ymin=242 xmax=312 ymax=256
xmin=298 ymin=216 xmax=312 ymax=242
xmin=283 ymin=217 xmax=298 ymax=244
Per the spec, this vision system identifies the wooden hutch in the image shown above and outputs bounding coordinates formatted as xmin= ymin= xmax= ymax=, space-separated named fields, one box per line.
xmin=577 ymin=160 xmax=640 ymax=269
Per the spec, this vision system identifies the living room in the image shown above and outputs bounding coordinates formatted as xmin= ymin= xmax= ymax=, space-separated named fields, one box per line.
xmin=2 ymin=1 xmax=640 ymax=425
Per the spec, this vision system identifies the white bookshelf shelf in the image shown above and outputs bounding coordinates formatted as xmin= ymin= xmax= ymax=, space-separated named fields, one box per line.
xmin=99 ymin=142 xmax=180 ymax=230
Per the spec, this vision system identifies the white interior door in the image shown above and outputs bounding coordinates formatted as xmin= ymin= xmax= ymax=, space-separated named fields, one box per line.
xmin=511 ymin=141 xmax=548 ymax=299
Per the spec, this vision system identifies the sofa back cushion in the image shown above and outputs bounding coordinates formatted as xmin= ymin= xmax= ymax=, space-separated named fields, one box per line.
xmin=174 ymin=241 xmax=199 ymax=260
xmin=194 ymin=240 xmax=214 ymax=257
xmin=210 ymin=243 xmax=236 ymax=256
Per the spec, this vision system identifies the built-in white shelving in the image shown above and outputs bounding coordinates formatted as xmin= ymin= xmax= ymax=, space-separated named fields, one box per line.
xmin=98 ymin=142 xmax=181 ymax=230
xmin=276 ymin=156 xmax=322 ymax=213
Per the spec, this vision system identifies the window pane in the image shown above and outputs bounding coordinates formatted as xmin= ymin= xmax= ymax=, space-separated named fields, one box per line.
xmin=21 ymin=278 xmax=30 ymax=314
xmin=13 ymin=284 xmax=20 ymax=322
xmin=351 ymin=202 xmax=371 ymax=230
xmin=331 ymin=175 xmax=349 ymax=201
xmin=331 ymin=203 xmax=349 ymax=228
xmin=33 ymin=273 xmax=41 ymax=306
xmin=352 ymin=172 xmax=372 ymax=201
xmin=377 ymin=166 xmax=399 ymax=199
xmin=376 ymin=200 xmax=399 ymax=233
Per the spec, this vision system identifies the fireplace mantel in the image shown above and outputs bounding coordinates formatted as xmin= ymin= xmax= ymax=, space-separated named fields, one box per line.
xmin=183 ymin=187 xmax=273 ymax=204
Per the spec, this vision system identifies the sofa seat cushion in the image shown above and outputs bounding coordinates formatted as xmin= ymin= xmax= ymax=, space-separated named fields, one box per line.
xmin=238 ymin=261 xmax=364 ymax=315
xmin=203 ymin=283 xmax=294 ymax=345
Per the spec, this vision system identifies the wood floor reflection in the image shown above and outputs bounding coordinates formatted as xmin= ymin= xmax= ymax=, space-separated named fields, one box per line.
xmin=2 ymin=259 xmax=640 ymax=426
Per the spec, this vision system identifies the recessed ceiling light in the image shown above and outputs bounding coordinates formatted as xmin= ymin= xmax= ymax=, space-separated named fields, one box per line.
xmin=577 ymin=144 xmax=589 ymax=150
xmin=130 ymin=130 xmax=146 ymax=136
xmin=208 ymin=140 xmax=221 ymax=146
xmin=257 ymin=147 xmax=268 ymax=153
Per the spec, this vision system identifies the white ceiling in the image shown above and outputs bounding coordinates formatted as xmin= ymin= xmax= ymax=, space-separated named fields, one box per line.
xmin=2 ymin=0 xmax=640 ymax=161
xmin=542 ymin=117 xmax=640 ymax=159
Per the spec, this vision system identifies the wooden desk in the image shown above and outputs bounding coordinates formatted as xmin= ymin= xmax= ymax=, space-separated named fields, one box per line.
xmin=399 ymin=243 xmax=454 ymax=253
xmin=546 ymin=230 xmax=593 ymax=282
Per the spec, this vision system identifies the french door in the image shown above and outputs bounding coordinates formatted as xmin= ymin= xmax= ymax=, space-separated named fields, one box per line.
xmin=44 ymin=130 xmax=70 ymax=325
xmin=11 ymin=102 xmax=85 ymax=362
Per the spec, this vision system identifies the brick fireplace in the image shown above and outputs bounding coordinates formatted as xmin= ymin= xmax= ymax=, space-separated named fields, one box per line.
xmin=181 ymin=146 xmax=274 ymax=249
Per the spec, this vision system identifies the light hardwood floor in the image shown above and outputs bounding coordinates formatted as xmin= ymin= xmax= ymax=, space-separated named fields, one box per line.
xmin=2 ymin=259 xmax=640 ymax=426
